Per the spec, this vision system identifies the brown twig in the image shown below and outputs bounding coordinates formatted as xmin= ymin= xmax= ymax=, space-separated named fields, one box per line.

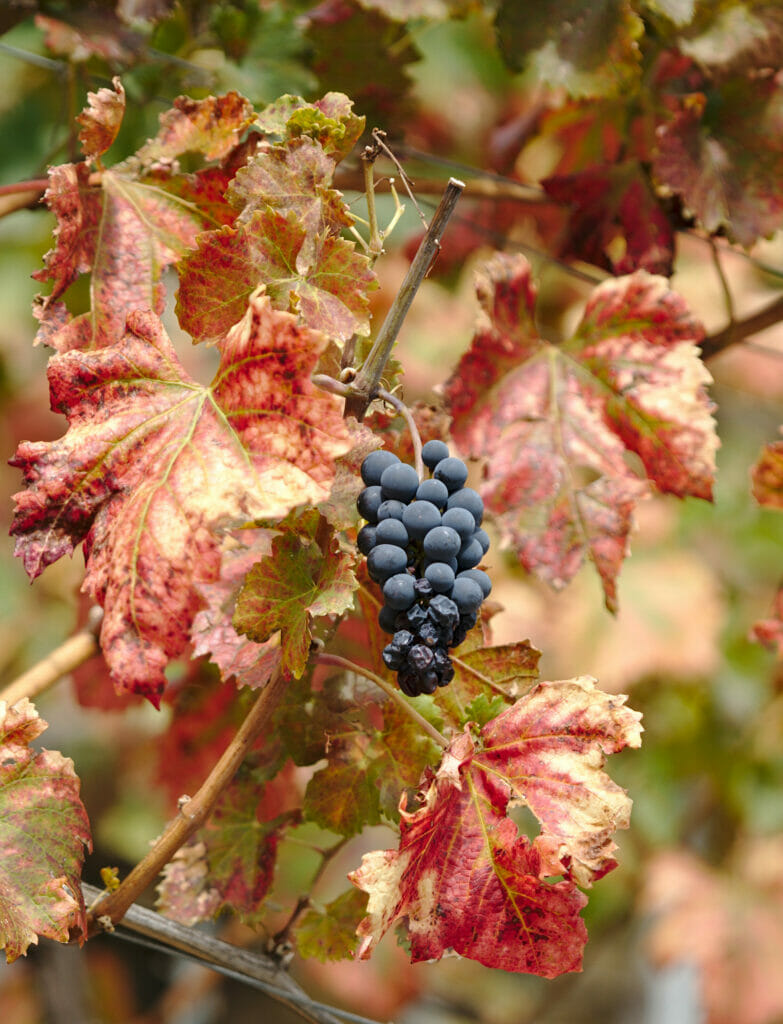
xmin=0 ymin=607 xmax=103 ymax=707
xmin=317 ymin=652 xmax=449 ymax=749
xmin=344 ymin=177 xmax=465 ymax=422
xmin=271 ymin=837 xmax=349 ymax=947
xmin=85 ymin=667 xmax=289 ymax=935
xmin=701 ymin=293 xmax=783 ymax=360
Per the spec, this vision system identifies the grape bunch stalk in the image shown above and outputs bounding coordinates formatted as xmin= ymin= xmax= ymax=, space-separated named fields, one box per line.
xmin=356 ymin=440 xmax=492 ymax=696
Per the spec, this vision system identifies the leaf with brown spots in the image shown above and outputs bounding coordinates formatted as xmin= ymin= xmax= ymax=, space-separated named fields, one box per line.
xmin=0 ymin=699 xmax=92 ymax=962
xmin=135 ymin=92 xmax=256 ymax=165
xmin=10 ymin=293 xmax=350 ymax=702
xmin=445 ymin=252 xmax=717 ymax=610
xmin=77 ymin=77 xmax=125 ymax=162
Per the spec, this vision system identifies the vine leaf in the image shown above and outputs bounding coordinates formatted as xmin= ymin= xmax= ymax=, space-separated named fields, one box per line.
xmin=191 ymin=530 xmax=282 ymax=690
xmin=233 ymin=516 xmax=358 ymax=680
xmin=0 ymin=698 xmax=92 ymax=962
xmin=542 ymin=161 xmax=675 ymax=275
xmin=177 ymin=209 xmax=376 ymax=345
xmin=77 ymin=77 xmax=125 ymax=162
xmin=654 ymin=76 xmax=783 ymax=246
xmin=750 ymin=434 xmax=783 ymax=654
xmin=351 ymin=678 xmax=641 ymax=974
xmin=255 ymin=92 xmax=365 ymax=161
xmin=134 ymin=91 xmax=255 ymax=165
xmin=295 ymin=887 xmax=369 ymax=962
xmin=156 ymin=840 xmax=221 ymax=926
xmin=445 ymin=252 xmax=717 ymax=611
xmin=11 ymin=293 xmax=350 ymax=702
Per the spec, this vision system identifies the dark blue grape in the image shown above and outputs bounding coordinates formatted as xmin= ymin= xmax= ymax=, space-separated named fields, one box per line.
xmin=398 ymin=668 xmax=418 ymax=696
xmin=433 ymin=456 xmax=468 ymax=492
xmin=458 ymin=568 xmax=492 ymax=598
xmin=446 ymin=487 xmax=483 ymax=524
xmin=357 ymin=486 xmax=383 ymax=523
xmin=382 ymin=644 xmax=405 ymax=670
xmin=451 ymin=577 xmax=483 ymax=613
xmin=367 ymin=544 xmax=407 ymax=581
xmin=380 ymin=463 xmax=420 ymax=502
xmin=418 ymin=621 xmax=441 ymax=647
xmin=374 ymin=518 xmax=408 ymax=547
xmin=422 ymin=525 xmax=461 ymax=560
xmin=414 ymin=577 xmax=434 ymax=600
xmin=424 ymin=561 xmax=455 ymax=594
xmin=474 ymin=527 xmax=490 ymax=554
xmin=418 ymin=671 xmax=439 ymax=695
xmin=378 ymin=605 xmax=398 ymax=633
xmin=421 ymin=555 xmax=458 ymax=574
xmin=456 ymin=537 xmax=483 ymax=571
xmin=438 ymin=663 xmax=455 ymax=686
xmin=421 ymin=439 xmax=450 ymax=468
xmin=357 ymin=524 xmax=377 ymax=556
xmin=416 ymin=478 xmax=449 ymax=508
xmin=361 ymin=450 xmax=400 ymax=486
xmin=460 ymin=610 xmax=479 ymax=631
xmin=402 ymin=500 xmax=441 ymax=539
xmin=383 ymin=573 xmax=416 ymax=610
xmin=401 ymin=604 xmax=428 ymax=632
xmin=377 ymin=499 xmax=406 ymax=521
xmin=441 ymin=506 xmax=476 ymax=539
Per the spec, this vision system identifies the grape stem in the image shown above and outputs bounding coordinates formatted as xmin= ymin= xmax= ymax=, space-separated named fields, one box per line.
xmin=344 ymin=177 xmax=465 ymax=422
xmin=316 ymin=652 xmax=449 ymax=749
xmin=375 ymin=387 xmax=424 ymax=480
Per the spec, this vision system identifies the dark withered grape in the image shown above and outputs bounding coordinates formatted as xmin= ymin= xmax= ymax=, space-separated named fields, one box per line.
xmin=421 ymin=439 xmax=450 ymax=468
xmin=433 ymin=456 xmax=468 ymax=492
xmin=357 ymin=446 xmax=492 ymax=696
xmin=361 ymin=449 xmax=400 ymax=486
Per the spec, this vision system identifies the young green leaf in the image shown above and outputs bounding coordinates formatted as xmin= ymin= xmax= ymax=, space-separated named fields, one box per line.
xmin=295 ymin=887 xmax=369 ymax=962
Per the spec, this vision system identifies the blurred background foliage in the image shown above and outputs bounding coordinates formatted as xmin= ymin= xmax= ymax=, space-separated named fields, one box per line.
xmin=2 ymin=1 xmax=783 ymax=1022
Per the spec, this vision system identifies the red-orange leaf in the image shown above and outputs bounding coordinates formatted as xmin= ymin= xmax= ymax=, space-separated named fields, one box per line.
xmin=11 ymin=293 xmax=350 ymax=701
xmin=177 ymin=209 xmax=375 ymax=345
xmin=135 ymin=92 xmax=255 ymax=165
xmin=0 ymin=699 xmax=92 ymax=962
xmin=77 ymin=77 xmax=125 ymax=162
xmin=752 ymin=436 xmax=783 ymax=509
xmin=350 ymin=730 xmax=588 ymax=977
xmin=445 ymin=253 xmax=717 ymax=610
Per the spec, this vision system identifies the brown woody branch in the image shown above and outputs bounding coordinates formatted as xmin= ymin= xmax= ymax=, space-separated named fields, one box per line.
xmin=0 ymin=607 xmax=103 ymax=707
xmin=85 ymin=667 xmax=288 ymax=935
xmin=701 ymin=293 xmax=783 ymax=360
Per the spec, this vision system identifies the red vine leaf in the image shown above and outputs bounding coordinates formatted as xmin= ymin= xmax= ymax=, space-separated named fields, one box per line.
xmin=750 ymin=586 xmax=783 ymax=657
xmin=35 ymin=12 xmax=138 ymax=62
xmin=77 ymin=77 xmax=125 ymax=162
xmin=654 ymin=76 xmax=783 ymax=246
xmin=233 ymin=516 xmax=358 ymax=680
xmin=542 ymin=161 xmax=674 ymax=275
xmin=445 ymin=252 xmax=717 ymax=610
xmin=191 ymin=530 xmax=282 ymax=690
xmin=11 ymin=293 xmax=350 ymax=701
xmin=350 ymin=729 xmax=588 ymax=977
xmin=0 ymin=698 xmax=92 ymax=962
xmin=178 ymin=209 xmax=376 ymax=345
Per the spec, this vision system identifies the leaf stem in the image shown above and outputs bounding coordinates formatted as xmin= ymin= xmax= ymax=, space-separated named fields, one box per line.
xmin=0 ymin=607 xmax=103 ymax=707
xmin=344 ymin=177 xmax=465 ymax=422
xmin=701 ymin=292 xmax=783 ymax=359
xmin=85 ymin=667 xmax=289 ymax=935
xmin=376 ymin=387 xmax=424 ymax=480
xmin=316 ymin=652 xmax=449 ymax=749
xmin=272 ymin=837 xmax=349 ymax=946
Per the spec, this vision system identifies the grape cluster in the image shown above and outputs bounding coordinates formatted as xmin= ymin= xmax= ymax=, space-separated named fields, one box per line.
xmin=356 ymin=440 xmax=491 ymax=696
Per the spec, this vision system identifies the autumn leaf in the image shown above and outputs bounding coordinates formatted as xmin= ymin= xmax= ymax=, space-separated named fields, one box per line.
xmin=135 ymin=92 xmax=255 ymax=165
xmin=256 ymin=92 xmax=365 ymax=161
xmin=350 ymin=729 xmax=588 ymax=977
xmin=677 ymin=4 xmax=783 ymax=73
xmin=233 ymin=516 xmax=358 ymax=680
xmin=351 ymin=679 xmax=640 ymax=973
xmin=443 ymin=641 xmax=541 ymax=725
xmin=295 ymin=887 xmax=369 ymax=962
xmin=11 ymin=292 xmax=350 ymax=701
xmin=191 ymin=530 xmax=282 ymax=690
xmin=178 ymin=209 xmax=376 ymax=345
xmin=0 ymin=699 xmax=92 ymax=962
xmin=752 ymin=436 xmax=783 ymax=509
xmin=156 ymin=840 xmax=221 ymax=926
xmin=542 ymin=161 xmax=675 ymax=275
xmin=77 ymin=77 xmax=125 ymax=162
xmin=495 ymin=0 xmax=643 ymax=98
xmin=653 ymin=76 xmax=783 ymax=246
xmin=445 ymin=252 xmax=717 ymax=610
